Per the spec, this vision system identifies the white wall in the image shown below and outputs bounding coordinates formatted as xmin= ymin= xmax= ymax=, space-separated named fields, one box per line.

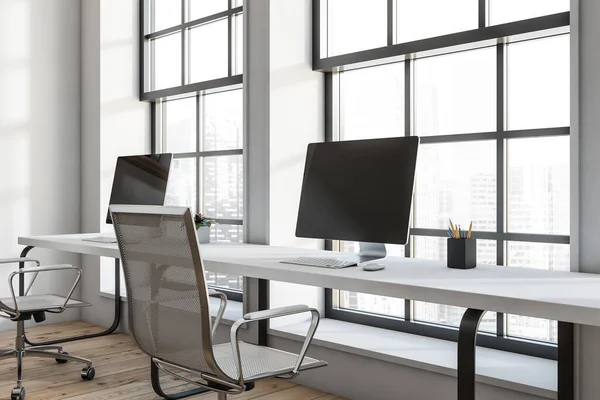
xmin=0 ymin=0 xmax=81 ymax=330
xmin=80 ymin=0 xmax=149 ymax=328
xmin=267 ymin=0 xmax=325 ymax=327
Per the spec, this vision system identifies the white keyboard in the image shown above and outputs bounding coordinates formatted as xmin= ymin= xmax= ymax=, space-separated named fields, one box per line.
xmin=280 ymin=257 xmax=357 ymax=269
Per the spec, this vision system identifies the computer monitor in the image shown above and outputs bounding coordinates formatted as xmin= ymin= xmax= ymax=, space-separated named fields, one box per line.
xmin=105 ymin=153 xmax=173 ymax=224
xmin=295 ymin=137 xmax=419 ymax=260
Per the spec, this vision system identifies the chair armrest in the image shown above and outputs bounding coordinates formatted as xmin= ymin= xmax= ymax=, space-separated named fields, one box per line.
xmin=0 ymin=258 xmax=40 ymax=266
xmin=229 ymin=305 xmax=320 ymax=385
xmin=8 ymin=265 xmax=81 ymax=316
xmin=243 ymin=305 xmax=310 ymax=321
xmin=208 ymin=289 xmax=227 ymax=339
xmin=12 ymin=265 xmax=79 ymax=275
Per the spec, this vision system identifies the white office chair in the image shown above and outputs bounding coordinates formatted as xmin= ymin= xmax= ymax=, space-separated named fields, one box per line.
xmin=110 ymin=205 xmax=327 ymax=400
xmin=0 ymin=258 xmax=95 ymax=400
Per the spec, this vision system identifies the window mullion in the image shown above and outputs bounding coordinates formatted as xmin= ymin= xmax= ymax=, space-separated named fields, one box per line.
xmin=180 ymin=0 xmax=186 ymax=86
xmin=478 ymin=0 xmax=487 ymax=28
xmin=196 ymin=94 xmax=202 ymax=214
xmin=496 ymin=42 xmax=506 ymax=337
xmin=161 ymin=100 xmax=167 ymax=152
xmin=404 ymin=60 xmax=412 ymax=259
xmin=404 ymin=54 xmax=413 ymax=321
xmin=387 ymin=0 xmax=394 ymax=46
xmin=228 ymin=0 xmax=233 ymax=76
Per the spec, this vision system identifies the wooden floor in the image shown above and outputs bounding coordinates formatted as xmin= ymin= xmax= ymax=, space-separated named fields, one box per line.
xmin=0 ymin=322 xmax=343 ymax=400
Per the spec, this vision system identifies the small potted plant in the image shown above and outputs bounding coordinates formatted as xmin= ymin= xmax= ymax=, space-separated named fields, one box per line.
xmin=194 ymin=213 xmax=214 ymax=244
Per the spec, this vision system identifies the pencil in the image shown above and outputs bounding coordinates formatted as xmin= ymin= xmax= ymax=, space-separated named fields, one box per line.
xmin=467 ymin=222 xmax=473 ymax=239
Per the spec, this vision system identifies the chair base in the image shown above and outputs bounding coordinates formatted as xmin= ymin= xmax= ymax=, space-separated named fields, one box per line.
xmin=4 ymin=320 xmax=94 ymax=400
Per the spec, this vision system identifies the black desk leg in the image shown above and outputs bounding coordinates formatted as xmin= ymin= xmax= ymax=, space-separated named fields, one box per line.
xmin=457 ymin=308 xmax=486 ymax=400
xmin=558 ymin=321 xmax=574 ymax=400
xmin=19 ymin=247 xmax=122 ymax=346
xmin=258 ymin=279 xmax=270 ymax=346
xmin=18 ymin=246 xmax=35 ymax=296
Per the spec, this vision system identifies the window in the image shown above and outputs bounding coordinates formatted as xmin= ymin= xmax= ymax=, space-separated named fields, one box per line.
xmin=142 ymin=0 xmax=243 ymax=94
xmin=159 ymin=91 xmax=244 ymax=246
xmin=396 ymin=0 xmax=477 ymax=43
xmin=326 ymin=0 xmax=387 ymax=57
xmin=141 ymin=0 xmax=244 ymax=299
xmin=489 ymin=0 xmax=569 ymax=25
xmin=414 ymin=48 xmax=496 ymax=136
xmin=318 ymin=0 xmax=569 ymax=359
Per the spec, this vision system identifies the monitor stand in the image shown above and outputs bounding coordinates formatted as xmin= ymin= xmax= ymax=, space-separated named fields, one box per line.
xmin=353 ymin=242 xmax=387 ymax=263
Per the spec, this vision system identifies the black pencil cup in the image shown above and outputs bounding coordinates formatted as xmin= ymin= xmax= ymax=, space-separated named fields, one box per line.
xmin=447 ymin=239 xmax=477 ymax=269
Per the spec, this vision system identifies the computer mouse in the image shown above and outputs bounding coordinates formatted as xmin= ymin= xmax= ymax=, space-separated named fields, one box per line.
xmin=362 ymin=263 xmax=386 ymax=272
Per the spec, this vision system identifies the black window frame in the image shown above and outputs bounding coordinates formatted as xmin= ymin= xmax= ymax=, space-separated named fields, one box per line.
xmin=315 ymin=0 xmax=570 ymax=360
xmin=140 ymin=0 xmax=245 ymax=302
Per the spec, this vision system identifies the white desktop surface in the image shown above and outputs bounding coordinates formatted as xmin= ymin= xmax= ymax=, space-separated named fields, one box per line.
xmin=18 ymin=233 xmax=600 ymax=327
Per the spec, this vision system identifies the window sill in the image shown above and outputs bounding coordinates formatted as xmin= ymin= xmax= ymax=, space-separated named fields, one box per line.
xmin=269 ymin=318 xmax=556 ymax=399
xmin=99 ymin=290 xmax=244 ymax=326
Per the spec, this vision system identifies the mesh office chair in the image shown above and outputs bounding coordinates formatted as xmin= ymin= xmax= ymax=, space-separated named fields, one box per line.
xmin=110 ymin=205 xmax=327 ymax=400
xmin=0 ymin=258 xmax=95 ymax=400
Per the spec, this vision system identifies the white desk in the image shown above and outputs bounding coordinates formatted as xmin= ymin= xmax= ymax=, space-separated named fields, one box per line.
xmin=19 ymin=233 xmax=590 ymax=400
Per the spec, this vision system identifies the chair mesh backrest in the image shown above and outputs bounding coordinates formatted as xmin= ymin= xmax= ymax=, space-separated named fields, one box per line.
xmin=111 ymin=206 xmax=223 ymax=377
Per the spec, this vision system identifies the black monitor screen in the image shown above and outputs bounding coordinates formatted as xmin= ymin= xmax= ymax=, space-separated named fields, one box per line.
xmin=295 ymin=137 xmax=419 ymax=245
xmin=106 ymin=154 xmax=173 ymax=224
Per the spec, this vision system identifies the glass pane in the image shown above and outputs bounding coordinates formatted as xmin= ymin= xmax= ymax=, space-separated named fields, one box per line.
xmin=338 ymin=241 xmax=403 ymax=320
xmin=414 ymin=302 xmax=465 ymax=327
xmin=234 ymin=14 xmax=243 ymax=75
xmin=507 ymin=315 xmax=557 ymax=343
xmin=340 ymin=241 xmax=405 ymax=257
xmin=339 ymin=291 xmax=405 ymax=319
xmin=189 ymin=19 xmax=228 ymax=83
xmin=414 ymin=302 xmax=497 ymax=332
xmin=320 ymin=0 xmax=328 ymax=59
xmin=151 ymin=33 xmax=181 ymax=91
xmin=202 ymin=155 xmax=243 ymax=220
xmin=164 ymin=97 xmax=197 ymax=153
xmin=415 ymin=47 xmax=496 ymax=135
xmin=490 ymin=0 xmax=569 ymax=25
xmin=507 ymin=136 xmax=569 ymax=235
xmin=414 ymin=141 xmax=496 ymax=231
xmin=396 ymin=0 xmax=477 ymax=43
xmin=327 ymin=0 xmax=387 ymax=57
xmin=412 ymin=235 xmax=497 ymax=332
xmin=210 ymin=224 xmax=244 ymax=243
xmin=152 ymin=0 xmax=181 ymax=32
xmin=412 ymin=236 xmax=497 ymax=264
xmin=507 ymin=35 xmax=570 ymax=130
xmin=506 ymin=241 xmax=568 ymax=343
xmin=478 ymin=240 xmax=497 ymax=265
xmin=203 ymin=90 xmax=243 ymax=151
xmin=205 ymin=271 xmax=243 ymax=290
xmin=340 ymin=63 xmax=404 ymax=141
xmin=189 ymin=0 xmax=227 ymax=21
xmin=164 ymin=158 xmax=196 ymax=211
xmin=234 ymin=0 xmax=243 ymax=6
xmin=507 ymin=241 xmax=570 ymax=271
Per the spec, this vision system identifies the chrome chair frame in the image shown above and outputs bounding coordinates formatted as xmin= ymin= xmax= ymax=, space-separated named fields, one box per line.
xmin=0 ymin=259 xmax=95 ymax=400
xmin=152 ymin=304 xmax=321 ymax=398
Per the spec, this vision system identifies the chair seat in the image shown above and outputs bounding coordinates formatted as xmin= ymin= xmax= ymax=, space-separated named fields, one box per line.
xmin=213 ymin=341 xmax=327 ymax=381
xmin=0 ymin=294 xmax=91 ymax=313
